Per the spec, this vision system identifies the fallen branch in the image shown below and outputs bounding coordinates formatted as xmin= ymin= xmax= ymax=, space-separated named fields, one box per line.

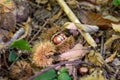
xmin=56 ymin=0 xmax=97 ymax=47
xmin=28 ymin=60 xmax=94 ymax=80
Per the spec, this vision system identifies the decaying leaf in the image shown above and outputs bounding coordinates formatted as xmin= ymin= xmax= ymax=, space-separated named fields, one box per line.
xmin=35 ymin=0 xmax=48 ymax=4
xmin=58 ymin=43 xmax=88 ymax=61
xmin=105 ymin=51 xmax=117 ymax=63
xmin=0 ymin=0 xmax=15 ymax=12
xmin=79 ymin=0 xmax=109 ymax=5
xmin=79 ymin=69 xmax=106 ymax=80
xmin=85 ymin=50 xmax=104 ymax=66
xmin=112 ymin=23 xmax=120 ymax=32
xmin=111 ymin=38 xmax=120 ymax=52
xmin=79 ymin=11 xmax=118 ymax=29
xmin=104 ymin=35 xmax=120 ymax=50
xmin=103 ymin=15 xmax=120 ymax=22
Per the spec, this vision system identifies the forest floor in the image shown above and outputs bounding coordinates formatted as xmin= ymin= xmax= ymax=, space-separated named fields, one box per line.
xmin=0 ymin=0 xmax=120 ymax=80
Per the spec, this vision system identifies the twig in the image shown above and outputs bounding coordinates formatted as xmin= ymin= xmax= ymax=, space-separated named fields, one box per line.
xmin=28 ymin=20 xmax=48 ymax=44
xmin=73 ymin=66 xmax=77 ymax=80
xmin=6 ymin=28 xmax=25 ymax=46
xmin=0 ymin=28 xmax=25 ymax=50
xmin=56 ymin=0 xmax=97 ymax=47
xmin=28 ymin=60 xmax=94 ymax=80
xmin=3 ymin=50 xmax=9 ymax=68
xmin=100 ymin=32 xmax=104 ymax=56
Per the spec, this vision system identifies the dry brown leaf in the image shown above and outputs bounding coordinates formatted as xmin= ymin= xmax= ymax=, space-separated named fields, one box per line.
xmin=79 ymin=11 xmax=118 ymax=29
xmin=58 ymin=43 xmax=88 ymax=61
xmin=105 ymin=51 xmax=117 ymax=63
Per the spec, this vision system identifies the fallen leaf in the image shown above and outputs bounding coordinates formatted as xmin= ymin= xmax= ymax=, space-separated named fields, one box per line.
xmin=0 ymin=0 xmax=15 ymax=12
xmin=35 ymin=0 xmax=48 ymax=4
xmin=79 ymin=69 xmax=106 ymax=80
xmin=112 ymin=23 xmax=120 ymax=32
xmin=79 ymin=0 xmax=109 ymax=5
xmin=105 ymin=51 xmax=117 ymax=63
xmin=58 ymin=43 xmax=88 ymax=61
xmin=79 ymin=11 xmax=118 ymax=29
xmin=85 ymin=50 xmax=104 ymax=66
xmin=103 ymin=15 xmax=120 ymax=22
xmin=64 ymin=22 xmax=77 ymax=30
xmin=64 ymin=22 xmax=99 ymax=33
xmin=104 ymin=35 xmax=120 ymax=50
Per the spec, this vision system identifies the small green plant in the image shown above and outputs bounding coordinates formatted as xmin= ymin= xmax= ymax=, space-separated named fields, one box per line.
xmin=112 ymin=0 xmax=120 ymax=6
xmin=33 ymin=69 xmax=57 ymax=80
xmin=10 ymin=39 xmax=31 ymax=51
xmin=8 ymin=51 xmax=18 ymax=62
xmin=58 ymin=67 xmax=71 ymax=80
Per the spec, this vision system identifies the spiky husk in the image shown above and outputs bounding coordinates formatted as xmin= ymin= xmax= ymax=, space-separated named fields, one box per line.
xmin=55 ymin=36 xmax=75 ymax=53
xmin=9 ymin=60 xmax=33 ymax=80
xmin=32 ymin=41 xmax=55 ymax=67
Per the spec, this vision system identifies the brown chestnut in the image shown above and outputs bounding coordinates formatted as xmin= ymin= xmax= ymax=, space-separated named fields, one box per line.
xmin=51 ymin=33 xmax=66 ymax=45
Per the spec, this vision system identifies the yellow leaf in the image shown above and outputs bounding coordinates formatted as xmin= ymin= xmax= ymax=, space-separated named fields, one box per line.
xmin=105 ymin=51 xmax=117 ymax=63
xmin=0 ymin=0 xmax=14 ymax=12
xmin=79 ymin=69 xmax=106 ymax=80
xmin=112 ymin=23 xmax=120 ymax=32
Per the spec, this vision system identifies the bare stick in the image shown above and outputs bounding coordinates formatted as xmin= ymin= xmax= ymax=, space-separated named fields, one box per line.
xmin=56 ymin=0 xmax=97 ymax=47
xmin=28 ymin=60 xmax=94 ymax=80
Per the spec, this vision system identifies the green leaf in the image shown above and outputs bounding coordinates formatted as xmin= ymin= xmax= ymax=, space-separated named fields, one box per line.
xmin=112 ymin=0 xmax=120 ymax=6
xmin=10 ymin=39 xmax=31 ymax=51
xmin=58 ymin=67 xmax=67 ymax=73
xmin=8 ymin=51 xmax=18 ymax=62
xmin=34 ymin=69 xmax=57 ymax=80
xmin=58 ymin=73 xmax=71 ymax=80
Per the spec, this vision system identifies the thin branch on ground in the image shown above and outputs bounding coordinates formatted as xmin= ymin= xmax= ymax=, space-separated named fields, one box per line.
xmin=28 ymin=60 xmax=95 ymax=80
